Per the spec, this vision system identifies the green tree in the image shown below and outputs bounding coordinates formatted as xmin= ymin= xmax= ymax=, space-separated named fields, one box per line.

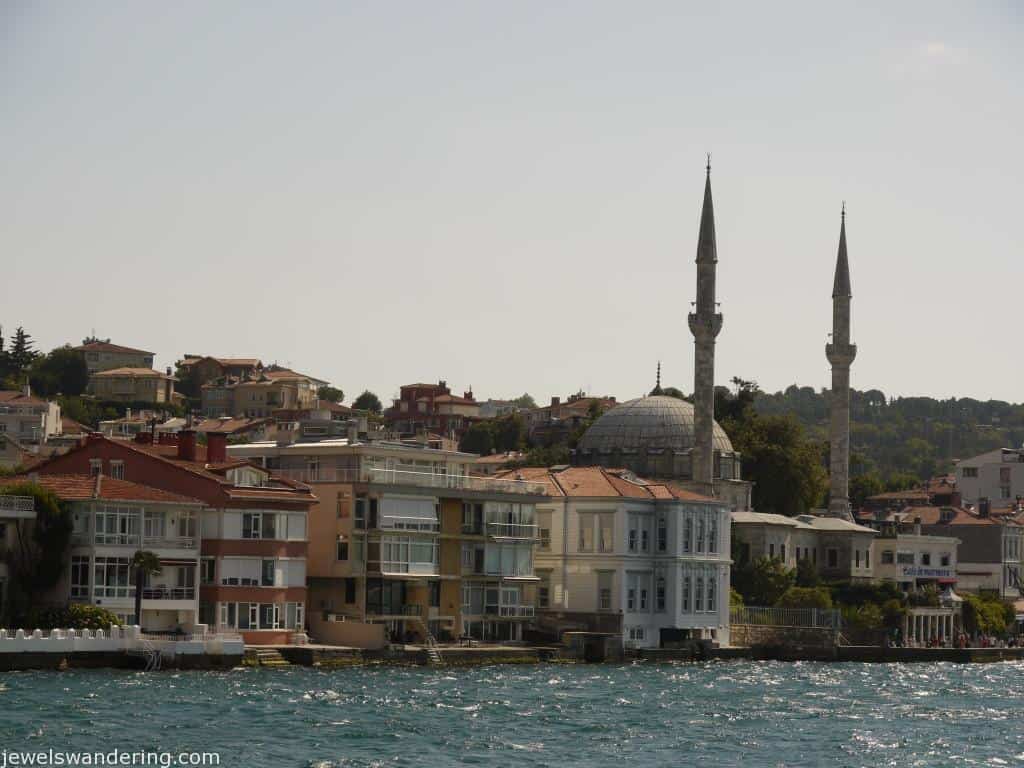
xmin=849 ymin=471 xmax=885 ymax=510
xmin=353 ymin=390 xmax=382 ymax=414
xmin=0 ymin=482 xmax=72 ymax=622
xmin=7 ymin=327 xmax=39 ymax=373
xmin=131 ymin=550 xmax=162 ymax=628
xmin=459 ymin=422 xmax=495 ymax=455
xmin=28 ymin=345 xmax=89 ymax=397
xmin=962 ymin=592 xmax=1014 ymax=637
xmin=174 ymin=363 xmax=204 ymax=400
xmin=317 ymin=385 xmax=345 ymax=403
xmin=795 ymin=557 xmax=821 ymax=588
xmin=730 ymin=414 xmax=827 ymax=515
xmin=731 ymin=557 xmax=795 ymax=606
xmin=776 ymin=586 xmax=833 ymax=610
xmin=512 ymin=393 xmax=537 ymax=409
xmin=492 ymin=414 xmax=525 ymax=452
xmin=729 ymin=588 xmax=744 ymax=608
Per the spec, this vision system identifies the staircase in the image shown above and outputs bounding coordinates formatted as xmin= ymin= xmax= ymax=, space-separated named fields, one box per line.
xmin=254 ymin=648 xmax=291 ymax=668
xmin=128 ymin=639 xmax=162 ymax=671
xmin=408 ymin=617 xmax=444 ymax=666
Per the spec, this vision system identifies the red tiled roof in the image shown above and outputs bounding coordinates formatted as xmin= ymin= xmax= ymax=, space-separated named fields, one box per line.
xmin=90 ymin=367 xmax=172 ymax=378
xmin=74 ymin=341 xmax=154 ymax=355
xmin=2 ymin=474 xmax=202 ymax=504
xmin=495 ymin=466 xmax=717 ymax=502
xmin=0 ymin=391 xmax=50 ymax=406
xmin=61 ymin=417 xmax=90 ymax=434
xmin=901 ymin=505 xmax=998 ymax=526
xmin=194 ymin=417 xmax=272 ymax=434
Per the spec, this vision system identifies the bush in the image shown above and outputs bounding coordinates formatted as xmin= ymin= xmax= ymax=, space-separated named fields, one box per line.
xmin=731 ymin=557 xmax=795 ymax=607
xmin=881 ymin=598 xmax=908 ymax=629
xmin=842 ymin=603 xmax=884 ymax=631
xmin=776 ymin=586 xmax=833 ymax=610
xmin=23 ymin=603 xmax=123 ymax=631
xmin=830 ymin=580 xmax=904 ymax=608
xmin=795 ymin=558 xmax=820 ymax=588
xmin=729 ymin=588 xmax=744 ymax=608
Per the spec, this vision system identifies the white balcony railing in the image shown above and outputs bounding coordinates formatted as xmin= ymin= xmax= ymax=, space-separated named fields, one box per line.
xmin=497 ymin=605 xmax=535 ymax=618
xmin=141 ymin=587 xmax=196 ymax=601
xmin=485 ymin=522 xmax=538 ymax=539
xmin=272 ymin=466 xmax=546 ymax=495
xmin=0 ymin=496 xmax=35 ymax=518
xmin=142 ymin=536 xmax=197 ymax=550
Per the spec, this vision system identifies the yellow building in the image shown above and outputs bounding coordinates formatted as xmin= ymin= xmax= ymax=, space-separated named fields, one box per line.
xmin=87 ymin=368 xmax=176 ymax=403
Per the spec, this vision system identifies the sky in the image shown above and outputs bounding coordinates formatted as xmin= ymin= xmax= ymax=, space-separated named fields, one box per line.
xmin=2 ymin=1 xmax=1022 ymax=406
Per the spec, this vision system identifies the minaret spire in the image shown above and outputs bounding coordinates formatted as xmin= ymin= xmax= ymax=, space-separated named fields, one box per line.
xmin=826 ymin=204 xmax=857 ymax=520
xmin=688 ymin=160 xmax=723 ymax=494
xmin=650 ymin=361 xmax=664 ymax=396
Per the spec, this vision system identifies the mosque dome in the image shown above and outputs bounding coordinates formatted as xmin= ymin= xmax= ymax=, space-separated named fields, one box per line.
xmin=578 ymin=395 xmax=733 ymax=455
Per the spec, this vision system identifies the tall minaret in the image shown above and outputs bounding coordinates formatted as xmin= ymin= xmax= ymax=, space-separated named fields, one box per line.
xmin=688 ymin=158 xmax=723 ymax=495
xmin=826 ymin=204 xmax=857 ymax=520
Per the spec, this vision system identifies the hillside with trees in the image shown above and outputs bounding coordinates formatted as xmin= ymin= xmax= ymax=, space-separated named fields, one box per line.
xmin=755 ymin=385 xmax=1024 ymax=495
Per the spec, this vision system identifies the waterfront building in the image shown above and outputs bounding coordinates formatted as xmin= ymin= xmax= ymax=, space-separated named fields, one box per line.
xmin=497 ymin=466 xmax=732 ymax=648
xmin=571 ymin=165 xmax=752 ymax=514
xmin=731 ymin=511 xmax=876 ymax=582
xmin=229 ymin=435 xmax=544 ymax=645
xmin=955 ymin=448 xmax=1024 ymax=506
xmin=1 ymin=474 xmax=205 ymax=630
xmin=870 ymin=523 xmax=959 ymax=593
xmin=0 ymin=493 xmax=35 ymax=619
xmin=29 ymin=432 xmax=316 ymax=644
xmin=73 ymin=341 xmax=155 ymax=374
xmin=0 ymin=386 xmax=62 ymax=447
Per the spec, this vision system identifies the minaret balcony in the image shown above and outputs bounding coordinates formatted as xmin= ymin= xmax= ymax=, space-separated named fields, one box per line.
xmin=688 ymin=313 xmax=723 ymax=339
xmin=826 ymin=342 xmax=857 ymax=367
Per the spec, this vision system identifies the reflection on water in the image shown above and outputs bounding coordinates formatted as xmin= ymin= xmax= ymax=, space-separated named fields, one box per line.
xmin=1 ymin=661 xmax=1022 ymax=767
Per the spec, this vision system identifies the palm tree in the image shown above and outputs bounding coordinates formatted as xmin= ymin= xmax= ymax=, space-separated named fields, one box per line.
xmin=131 ymin=550 xmax=162 ymax=630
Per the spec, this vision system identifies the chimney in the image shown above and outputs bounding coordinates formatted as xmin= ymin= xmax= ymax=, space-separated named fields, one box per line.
xmin=950 ymin=490 xmax=962 ymax=508
xmin=463 ymin=390 xmax=473 ymax=401
xmin=178 ymin=429 xmax=197 ymax=461
xmin=22 ymin=380 xmax=31 ymax=398
xmin=979 ymin=497 xmax=990 ymax=518
xmin=551 ymin=396 xmax=560 ymax=407
xmin=207 ymin=432 xmax=227 ymax=463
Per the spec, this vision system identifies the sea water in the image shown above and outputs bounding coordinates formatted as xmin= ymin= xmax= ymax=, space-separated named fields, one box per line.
xmin=2 ymin=661 xmax=1023 ymax=767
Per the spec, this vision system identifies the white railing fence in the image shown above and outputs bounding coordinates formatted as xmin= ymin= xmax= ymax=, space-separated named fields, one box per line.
xmin=730 ymin=606 xmax=843 ymax=630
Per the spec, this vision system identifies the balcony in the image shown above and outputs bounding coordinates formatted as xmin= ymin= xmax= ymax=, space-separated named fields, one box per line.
xmin=0 ymin=495 xmax=35 ymax=519
xmin=497 ymin=605 xmax=535 ymax=618
xmin=141 ymin=587 xmax=196 ymax=600
xmin=274 ymin=466 xmax=546 ymax=496
xmin=485 ymin=522 xmax=537 ymax=540
xmin=142 ymin=536 xmax=197 ymax=550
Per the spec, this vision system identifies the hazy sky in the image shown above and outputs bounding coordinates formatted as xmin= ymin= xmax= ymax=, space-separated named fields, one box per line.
xmin=3 ymin=2 xmax=1022 ymax=406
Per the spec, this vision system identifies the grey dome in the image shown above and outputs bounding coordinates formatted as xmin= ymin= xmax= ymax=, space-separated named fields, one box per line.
xmin=578 ymin=395 xmax=733 ymax=454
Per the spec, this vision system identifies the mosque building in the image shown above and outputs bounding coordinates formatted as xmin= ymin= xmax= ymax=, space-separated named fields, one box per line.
xmin=572 ymin=161 xmax=752 ymax=514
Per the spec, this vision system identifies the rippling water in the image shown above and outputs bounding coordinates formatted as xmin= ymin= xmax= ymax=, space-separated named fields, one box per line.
xmin=2 ymin=661 xmax=1024 ymax=767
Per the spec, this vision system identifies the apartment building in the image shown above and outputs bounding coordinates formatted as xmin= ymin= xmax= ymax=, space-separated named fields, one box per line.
xmin=731 ymin=511 xmax=876 ymax=582
xmin=384 ymin=381 xmax=481 ymax=439
xmin=956 ymin=448 xmax=1024 ymax=505
xmin=229 ymin=435 xmax=545 ymax=645
xmin=178 ymin=356 xmax=263 ymax=385
xmin=201 ymin=368 xmax=323 ymax=418
xmin=74 ymin=341 xmax=155 ymax=374
xmin=88 ymin=367 xmax=176 ymax=404
xmin=0 ymin=474 xmax=205 ymax=630
xmin=31 ymin=431 xmax=316 ymax=645
xmin=0 ymin=387 xmax=62 ymax=446
xmin=497 ymin=466 xmax=732 ymax=649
